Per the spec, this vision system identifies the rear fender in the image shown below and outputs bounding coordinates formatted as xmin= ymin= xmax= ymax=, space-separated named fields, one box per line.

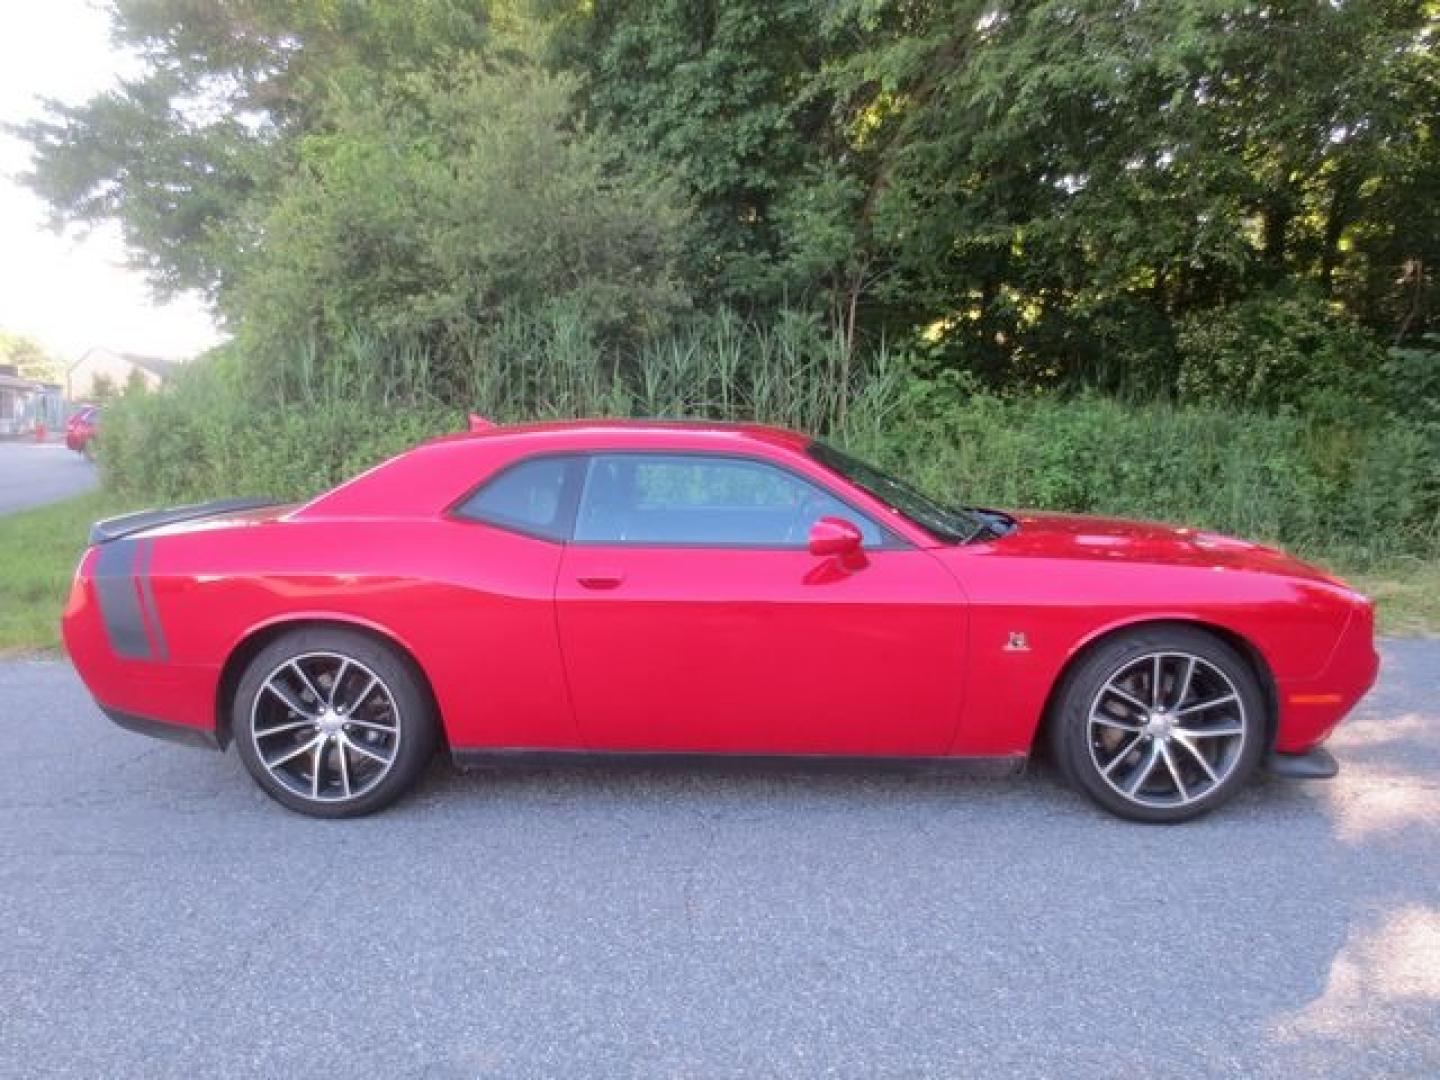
xmin=215 ymin=612 xmax=442 ymax=748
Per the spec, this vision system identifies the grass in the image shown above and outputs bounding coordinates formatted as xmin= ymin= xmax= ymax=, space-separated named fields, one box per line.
xmin=0 ymin=491 xmax=1434 ymax=657
xmin=1350 ymin=562 xmax=1440 ymax=638
xmin=0 ymin=492 xmax=138 ymax=655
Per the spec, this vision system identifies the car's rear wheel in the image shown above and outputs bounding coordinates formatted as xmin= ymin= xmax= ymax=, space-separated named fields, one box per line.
xmin=1049 ymin=626 xmax=1266 ymax=823
xmin=233 ymin=627 xmax=437 ymax=818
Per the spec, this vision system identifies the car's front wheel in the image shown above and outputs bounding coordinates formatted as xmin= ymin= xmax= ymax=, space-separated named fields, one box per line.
xmin=233 ymin=627 xmax=437 ymax=818
xmin=1049 ymin=626 xmax=1266 ymax=823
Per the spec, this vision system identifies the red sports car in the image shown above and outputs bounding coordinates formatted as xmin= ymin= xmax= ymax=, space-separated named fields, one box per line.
xmin=62 ymin=419 xmax=1378 ymax=821
xmin=65 ymin=405 xmax=100 ymax=456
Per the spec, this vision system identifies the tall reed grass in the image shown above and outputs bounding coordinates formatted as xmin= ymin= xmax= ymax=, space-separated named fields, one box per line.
xmin=98 ymin=308 xmax=1440 ymax=570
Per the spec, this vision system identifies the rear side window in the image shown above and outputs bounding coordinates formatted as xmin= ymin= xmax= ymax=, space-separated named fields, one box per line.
xmin=453 ymin=456 xmax=580 ymax=541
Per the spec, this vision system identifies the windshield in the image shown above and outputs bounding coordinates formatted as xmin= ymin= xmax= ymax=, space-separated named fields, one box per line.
xmin=806 ymin=442 xmax=989 ymax=544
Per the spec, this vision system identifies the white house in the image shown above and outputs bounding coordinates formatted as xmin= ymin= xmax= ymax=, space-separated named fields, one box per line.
xmin=67 ymin=348 xmax=177 ymax=401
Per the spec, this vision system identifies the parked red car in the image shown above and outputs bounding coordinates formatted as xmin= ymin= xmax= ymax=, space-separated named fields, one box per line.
xmin=63 ymin=419 xmax=1378 ymax=820
xmin=65 ymin=406 xmax=99 ymax=456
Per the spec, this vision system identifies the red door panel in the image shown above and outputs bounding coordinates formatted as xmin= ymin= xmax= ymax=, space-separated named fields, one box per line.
xmin=555 ymin=547 xmax=967 ymax=755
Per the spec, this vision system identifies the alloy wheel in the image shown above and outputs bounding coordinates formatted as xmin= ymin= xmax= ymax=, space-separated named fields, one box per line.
xmin=249 ymin=651 xmax=401 ymax=803
xmin=1086 ymin=651 xmax=1248 ymax=810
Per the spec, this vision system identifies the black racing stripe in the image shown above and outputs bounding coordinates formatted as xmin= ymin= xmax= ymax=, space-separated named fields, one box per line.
xmin=93 ymin=539 xmax=152 ymax=660
xmin=135 ymin=539 xmax=170 ymax=662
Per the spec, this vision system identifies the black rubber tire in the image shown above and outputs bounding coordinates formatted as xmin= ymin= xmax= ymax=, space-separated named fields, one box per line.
xmin=233 ymin=627 xmax=437 ymax=818
xmin=1048 ymin=625 xmax=1267 ymax=823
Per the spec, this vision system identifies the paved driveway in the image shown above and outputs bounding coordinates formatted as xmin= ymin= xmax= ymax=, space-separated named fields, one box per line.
xmin=0 ymin=441 xmax=97 ymax=514
xmin=0 ymin=641 xmax=1436 ymax=1078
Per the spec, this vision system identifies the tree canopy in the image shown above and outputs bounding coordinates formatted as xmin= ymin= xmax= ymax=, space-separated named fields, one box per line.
xmin=15 ymin=0 xmax=1439 ymax=392
xmin=0 ymin=330 xmax=63 ymax=382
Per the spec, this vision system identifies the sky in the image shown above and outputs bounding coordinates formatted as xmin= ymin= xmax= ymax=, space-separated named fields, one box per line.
xmin=0 ymin=0 xmax=221 ymax=363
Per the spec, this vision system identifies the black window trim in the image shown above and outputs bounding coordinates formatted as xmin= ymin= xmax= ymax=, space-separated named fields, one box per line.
xmin=568 ymin=449 xmax=908 ymax=551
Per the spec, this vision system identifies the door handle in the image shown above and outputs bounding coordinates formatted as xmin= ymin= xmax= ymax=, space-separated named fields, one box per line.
xmin=576 ymin=571 xmax=625 ymax=590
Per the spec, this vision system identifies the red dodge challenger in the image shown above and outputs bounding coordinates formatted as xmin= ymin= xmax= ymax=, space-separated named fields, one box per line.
xmin=63 ymin=419 xmax=1378 ymax=821
xmin=64 ymin=405 xmax=100 ymax=456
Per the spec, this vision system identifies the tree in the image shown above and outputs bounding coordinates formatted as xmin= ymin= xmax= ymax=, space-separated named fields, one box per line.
xmin=232 ymin=62 xmax=691 ymax=376
xmin=561 ymin=2 xmax=836 ymax=303
xmin=89 ymin=373 xmax=118 ymax=404
xmin=13 ymin=0 xmax=497 ymax=300
xmin=0 ymin=331 xmax=63 ymax=382
xmin=569 ymin=0 xmax=1439 ymax=382
xmin=14 ymin=0 xmax=1437 ymax=396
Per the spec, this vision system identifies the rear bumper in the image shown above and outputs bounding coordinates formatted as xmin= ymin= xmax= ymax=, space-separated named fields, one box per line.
xmin=65 ymin=547 xmax=224 ymax=737
xmin=102 ymin=705 xmax=223 ymax=751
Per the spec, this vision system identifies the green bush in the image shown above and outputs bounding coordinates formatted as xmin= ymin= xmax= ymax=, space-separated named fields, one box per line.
xmin=1177 ymin=290 xmax=1389 ymax=419
xmin=1384 ymin=336 xmax=1440 ymax=424
xmin=100 ymin=353 xmax=456 ymax=504
xmin=859 ymin=377 xmax=1438 ymax=568
xmin=100 ymin=317 xmax=1439 ymax=571
xmin=99 ymin=309 xmax=893 ymax=502
xmin=233 ymin=62 xmax=691 ymax=379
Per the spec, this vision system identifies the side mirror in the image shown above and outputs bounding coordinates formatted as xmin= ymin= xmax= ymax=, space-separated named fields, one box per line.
xmin=808 ymin=516 xmax=867 ymax=569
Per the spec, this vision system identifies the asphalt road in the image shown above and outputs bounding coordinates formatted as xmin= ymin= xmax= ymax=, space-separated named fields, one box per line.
xmin=1 ymin=642 xmax=1437 ymax=1078
xmin=0 ymin=441 xmax=97 ymax=514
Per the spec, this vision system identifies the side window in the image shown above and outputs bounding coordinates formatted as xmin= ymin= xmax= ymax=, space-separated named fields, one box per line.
xmin=454 ymin=456 xmax=577 ymax=540
xmin=573 ymin=454 xmax=884 ymax=547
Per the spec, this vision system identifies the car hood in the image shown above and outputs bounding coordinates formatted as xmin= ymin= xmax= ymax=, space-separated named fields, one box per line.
xmin=981 ymin=510 xmax=1340 ymax=583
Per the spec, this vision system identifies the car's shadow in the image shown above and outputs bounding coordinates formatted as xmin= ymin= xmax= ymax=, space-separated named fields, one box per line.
xmin=403 ymin=737 xmax=1332 ymax=819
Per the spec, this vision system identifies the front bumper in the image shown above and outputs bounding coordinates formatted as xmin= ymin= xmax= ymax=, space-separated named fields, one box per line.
xmin=1273 ymin=604 xmax=1380 ymax=754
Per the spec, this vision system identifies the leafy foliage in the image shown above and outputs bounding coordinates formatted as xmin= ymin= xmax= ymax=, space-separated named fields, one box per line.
xmin=13 ymin=0 xmax=497 ymax=297
xmin=98 ymin=319 xmax=1438 ymax=569
xmin=16 ymin=1 xmax=1440 ymax=384
xmin=1384 ymin=335 xmax=1440 ymax=424
xmin=567 ymin=0 xmax=1440 ymax=381
xmin=233 ymin=62 xmax=690 ymax=375
xmin=0 ymin=331 xmax=63 ymax=382
xmin=1176 ymin=290 xmax=1389 ymax=418
xmin=870 ymin=376 xmax=1439 ymax=568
